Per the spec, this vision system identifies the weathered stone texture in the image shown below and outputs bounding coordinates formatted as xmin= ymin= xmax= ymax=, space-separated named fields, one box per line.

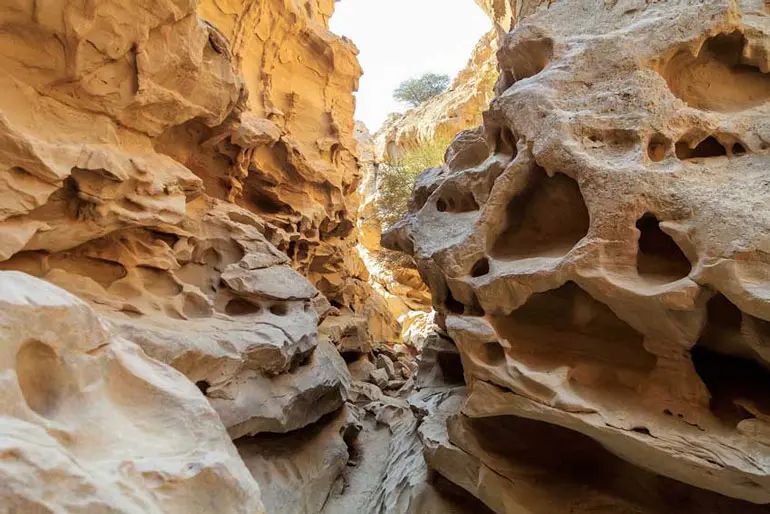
xmin=386 ymin=0 xmax=770 ymax=511
xmin=0 ymin=0 xmax=366 ymax=510
xmin=0 ymin=271 xmax=264 ymax=513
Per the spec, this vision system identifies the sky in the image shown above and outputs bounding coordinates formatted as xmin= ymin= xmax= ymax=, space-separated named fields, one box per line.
xmin=330 ymin=0 xmax=491 ymax=132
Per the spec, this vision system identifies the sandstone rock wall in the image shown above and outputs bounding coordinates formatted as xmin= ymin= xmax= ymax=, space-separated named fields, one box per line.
xmin=0 ymin=0 xmax=395 ymax=511
xmin=7 ymin=0 xmax=770 ymax=513
xmin=386 ymin=0 xmax=770 ymax=511
xmin=0 ymin=271 xmax=264 ymax=513
xmin=165 ymin=0 xmax=372 ymax=314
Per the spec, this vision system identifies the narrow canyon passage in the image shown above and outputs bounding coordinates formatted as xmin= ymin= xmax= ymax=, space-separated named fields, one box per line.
xmin=0 ymin=1 xmax=770 ymax=514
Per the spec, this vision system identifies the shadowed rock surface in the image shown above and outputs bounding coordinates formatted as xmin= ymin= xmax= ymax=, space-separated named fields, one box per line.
xmin=2 ymin=0 xmax=770 ymax=513
xmin=385 ymin=0 xmax=770 ymax=511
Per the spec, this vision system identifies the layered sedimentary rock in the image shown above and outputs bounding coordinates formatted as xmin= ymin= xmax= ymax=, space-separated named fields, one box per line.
xmin=0 ymin=0 xmax=371 ymax=510
xmin=0 ymin=271 xmax=263 ymax=513
xmin=385 ymin=0 xmax=770 ymax=511
xmin=170 ymin=0 xmax=371 ymax=313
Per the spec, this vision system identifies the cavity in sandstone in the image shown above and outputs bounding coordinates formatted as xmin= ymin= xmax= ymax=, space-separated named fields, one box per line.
xmin=385 ymin=0 xmax=770 ymax=511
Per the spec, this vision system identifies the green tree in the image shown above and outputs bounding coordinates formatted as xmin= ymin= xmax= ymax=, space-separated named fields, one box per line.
xmin=376 ymin=136 xmax=451 ymax=228
xmin=393 ymin=73 xmax=450 ymax=107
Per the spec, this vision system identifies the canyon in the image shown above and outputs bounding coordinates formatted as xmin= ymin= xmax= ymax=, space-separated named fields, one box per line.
xmin=1 ymin=1 xmax=770 ymax=513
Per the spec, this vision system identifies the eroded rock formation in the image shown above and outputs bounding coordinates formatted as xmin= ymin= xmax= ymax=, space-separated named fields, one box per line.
xmin=4 ymin=0 xmax=770 ymax=512
xmin=0 ymin=271 xmax=264 ymax=513
xmin=0 ymin=0 xmax=380 ymax=511
xmin=385 ymin=0 xmax=770 ymax=511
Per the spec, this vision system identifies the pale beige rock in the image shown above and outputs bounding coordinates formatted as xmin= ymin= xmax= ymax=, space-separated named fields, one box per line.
xmin=320 ymin=312 xmax=373 ymax=355
xmin=215 ymin=340 xmax=351 ymax=439
xmin=376 ymin=353 xmax=398 ymax=379
xmin=386 ymin=0 xmax=770 ymax=510
xmin=0 ymin=271 xmax=263 ymax=514
xmin=369 ymin=368 xmax=390 ymax=390
xmin=0 ymin=2 xmax=382 ymax=511
xmin=238 ymin=406 xmax=361 ymax=514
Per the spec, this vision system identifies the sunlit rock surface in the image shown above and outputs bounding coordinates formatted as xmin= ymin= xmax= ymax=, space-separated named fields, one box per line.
xmin=0 ymin=271 xmax=264 ymax=513
xmin=0 ymin=0 xmax=371 ymax=510
xmin=385 ymin=0 xmax=770 ymax=511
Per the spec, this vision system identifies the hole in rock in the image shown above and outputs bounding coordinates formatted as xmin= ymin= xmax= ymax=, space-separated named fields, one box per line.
xmin=435 ymin=187 xmax=479 ymax=213
xmin=249 ymin=190 xmax=287 ymax=215
xmin=635 ymin=214 xmax=691 ymax=281
xmin=731 ymin=142 xmax=747 ymax=155
xmin=150 ymin=229 xmax=181 ymax=248
xmin=269 ymin=303 xmax=289 ymax=316
xmin=694 ymin=294 xmax=770 ymax=426
xmin=16 ymin=340 xmax=70 ymax=418
xmin=491 ymin=169 xmax=589 ymax=260
xmin=48 ymin=255 xmax=127 ymax=289
xmin=583 ymin=128 xmax=639 ymax=153
xmin=658 ymin=31 xmax=770 ymax=112
xmin=501 ymin=36 xmax=554 ymax=83
xmin=226 ymin=298 xmax=261 ymax=315
xmin=481 ymin=342 xmax=506 ymax=365
xmin=437 ymin=351 xmax=466 ymax=384
xmin=647 ymin=134 xmax=669 ymax=161
xmin=691 ymin=344 xmax=770 ymax=427
xmin=288 ymin=347 xmax=315 ymax=371
xmin=296 ymin=241 xmax=311 ymax=263
xmin=488 ymin=283 xmax=656 ymax=386
xmin=455 ymin=414 xmax=770 ymax=512
xmin=675 ymin=136 xmax=727 ymax=160
xmin=195 ymin=380 xmax=211 ymax=395
xmin=341 ymin=420 xmax=362 ymax=466
xmin=340 ymin=352 xmax=362 ymax=364
xmin=470 ymin=257 xmax=490 ymax=278
xmin=444 ymin=288 xmax=466 ymax=315
xmin=494 ymin=126 xmax=517 ymax=157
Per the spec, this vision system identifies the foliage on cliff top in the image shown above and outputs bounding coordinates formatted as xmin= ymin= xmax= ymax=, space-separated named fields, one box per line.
xmin=376 ymin=136 xmax=451 ymax=229
xmin=393 ymin=73 xmax=450 ymax=107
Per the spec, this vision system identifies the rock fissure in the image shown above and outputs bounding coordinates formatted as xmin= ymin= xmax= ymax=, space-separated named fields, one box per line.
xmin=2 ymin=1 xmax=770 ymax=513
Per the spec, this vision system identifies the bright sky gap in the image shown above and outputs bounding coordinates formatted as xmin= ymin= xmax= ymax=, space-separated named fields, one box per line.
xmin=330 ymin=0 xmax=490 ymax=132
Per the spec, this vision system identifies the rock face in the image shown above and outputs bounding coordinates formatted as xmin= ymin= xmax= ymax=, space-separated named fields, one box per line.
xmin=0 ymin=0 xmax=367 ymax=511
xmin=176 ymin=0 xmax=372 ymax=314
xmin=7 ymin=0 xmax=770 ymax=513
xmin=0 ymin=271 xmax=263 ymax=513
xmin=385 ymin=0 xmax=770 ymax=511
